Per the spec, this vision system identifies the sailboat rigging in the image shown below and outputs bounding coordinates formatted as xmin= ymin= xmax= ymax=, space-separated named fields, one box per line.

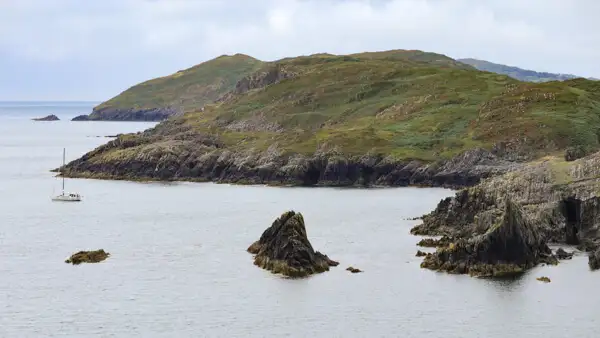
xmin=51 ymin=148 xmax=82 ymax=202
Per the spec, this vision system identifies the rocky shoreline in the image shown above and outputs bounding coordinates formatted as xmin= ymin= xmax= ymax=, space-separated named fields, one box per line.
xmin=72 ymin=107 xmax=179 ymax=122
xmin=59 ymin=130 xmax=523 ymax=189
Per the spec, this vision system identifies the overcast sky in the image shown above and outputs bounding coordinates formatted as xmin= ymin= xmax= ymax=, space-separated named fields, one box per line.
xmin=1 ymin=0 xmax=598 ymax=101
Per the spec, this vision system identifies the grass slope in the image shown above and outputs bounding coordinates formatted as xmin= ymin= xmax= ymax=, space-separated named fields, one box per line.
xmin=93 ymin=54 xmax=265 ymax=113
xmin=83 ymin=50 xmax=600 ymax=165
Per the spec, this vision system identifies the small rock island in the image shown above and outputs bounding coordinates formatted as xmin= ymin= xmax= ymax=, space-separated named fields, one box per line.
xmin=32 ymin=114 xmax=59 ymax=121
xmin=65 ymin=249 xmax=110 ymax=265
xmin=247 ymin=211 xmax=338 ymax=277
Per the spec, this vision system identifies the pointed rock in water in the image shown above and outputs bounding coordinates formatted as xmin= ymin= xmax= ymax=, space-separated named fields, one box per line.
xmin=247 ymin=211 xmax=338 ymax=277
xmin=32 ymin=114 xmax=59 ymax=121
xmin=555 ymin=248 xmax=574 ymax=260
xmin=65 ymin=249 xmax=110 ymax=265
xmin=421 ymin=199 xmax=557 ymax=277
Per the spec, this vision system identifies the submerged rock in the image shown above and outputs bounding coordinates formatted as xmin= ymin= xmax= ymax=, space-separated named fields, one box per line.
xmin=555 ymin=248 xmax=574 ymax=260
xmin=65 ymin=249 xmax=110 ymax=265
xmin=32 ymin=114 xmax=59 ymax=121
xmin=536 ymin=276 xmax=551 ymax=283
xmin=247 ymin=211 xmax=338 ymax=277
xmin=346 ymin=266 xmax=363 ymax=273
xmin=420 ymin=199 xmax=557 ymax=277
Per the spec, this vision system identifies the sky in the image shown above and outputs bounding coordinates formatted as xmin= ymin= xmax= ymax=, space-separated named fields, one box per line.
xmin=1 ymin=0 xmax=599 ymax=101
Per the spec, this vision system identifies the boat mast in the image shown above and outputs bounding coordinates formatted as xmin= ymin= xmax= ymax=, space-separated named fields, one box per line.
xmin=62 ymin=148 xmax=65 ymax=194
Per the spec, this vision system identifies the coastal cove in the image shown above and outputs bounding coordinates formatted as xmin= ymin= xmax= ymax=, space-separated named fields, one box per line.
xmin=0 ymin=102 xmax=598 ymax=337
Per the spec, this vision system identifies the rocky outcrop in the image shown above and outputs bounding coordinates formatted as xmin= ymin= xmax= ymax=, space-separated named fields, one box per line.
xmin=555 ymin=248 xmax=573 ymax=260
xmin=72 ymin=107 xmax=179 ymax=122
xmin=415 ymin=250 xmax=428 ymax=257
xmin=420 ymin=199 xmax=557 ymax=277
xmin=65 ymin=249 xmax=110 ymax=265
xmin=412 ymin=151 xmax=600 ymax=266
xmin=247 ymin=211 xmax=338 ymax=277
xmin=32 ymin=114 xmax=59 ymax=121
xmin=71 ymin=115 xmax=90 ymax=121
xmin=217 ymin=65 xmax=297 ymax=102
xmin=589 ymin=250 xmax=600 ymax=270
xmin=346 ymin=266 xmax=363 ymax=273
xmin=416 ymin=236 xmax=453 ymax=248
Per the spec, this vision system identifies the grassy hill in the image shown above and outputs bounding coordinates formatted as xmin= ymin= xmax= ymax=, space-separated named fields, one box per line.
xmin=85 ymin=54 xmax=265 ymax=120
xmin=63 ymin=49 xmax=600 ymax=186
xmin=457 ymin=58 xmax=584 ymax=82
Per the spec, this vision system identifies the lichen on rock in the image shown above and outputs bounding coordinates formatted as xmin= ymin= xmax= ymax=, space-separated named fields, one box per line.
xmin=420 ymin=199 xmax=557 ymax=277
xmin=247 ymin=211 xmax=338 ymax=277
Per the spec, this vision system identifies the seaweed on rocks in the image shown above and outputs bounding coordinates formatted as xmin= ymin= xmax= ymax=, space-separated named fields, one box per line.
xmin=247 ymin=211 xmax=338 ymax=277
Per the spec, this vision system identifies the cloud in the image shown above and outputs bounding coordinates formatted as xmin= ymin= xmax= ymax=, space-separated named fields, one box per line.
xmin=0 ymin=0 xmax=598 ymax=100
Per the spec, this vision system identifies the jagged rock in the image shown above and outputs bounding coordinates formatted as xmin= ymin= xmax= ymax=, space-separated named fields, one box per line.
xmin=247 ymin=211 xmax=338 ymax=277
xmin=411 ymin=188 xmax=499 ymax=237
xmin=32 ymin=114 xmax=59 ymax=121
xmin=415 ymin=250 xmax=428 ymax=257
xmin=588 ymin=250 xmax=600 ymax=270
xmin=346 ymin=266 xmax=363 ymax=273
xmin=555 ymin=248 xmax=574 ymax=260
xmin=65 ymin=249 xmax=110 ymax=265
xmin=416 ymin=236 xmax=453 ymax=248
xmin=536 ymin=276 xmax=551 ymax=283
xmin=420 ymin=199 xmax=557 ymax=277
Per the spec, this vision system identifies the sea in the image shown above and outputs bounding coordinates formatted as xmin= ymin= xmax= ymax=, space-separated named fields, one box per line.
xmin=0 ymin=102 xmax=596 ymax=337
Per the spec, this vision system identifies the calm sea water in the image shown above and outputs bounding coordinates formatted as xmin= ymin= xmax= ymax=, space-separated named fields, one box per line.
xmin=0 ymin=102 xmax=597 ymax=337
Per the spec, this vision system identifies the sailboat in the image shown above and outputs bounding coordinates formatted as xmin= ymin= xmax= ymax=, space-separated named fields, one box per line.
xmin=52 ymin=148 xmax=82 ymax=202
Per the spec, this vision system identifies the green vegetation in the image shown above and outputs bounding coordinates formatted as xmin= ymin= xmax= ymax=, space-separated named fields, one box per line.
xmin=92 ymin=50 xmax=600 ymax=162
xmin=94 ymin=54 xmax=265 ymax=112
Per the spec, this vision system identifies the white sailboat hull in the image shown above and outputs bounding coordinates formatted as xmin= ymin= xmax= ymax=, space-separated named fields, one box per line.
xmin=52 ymin=194 xmax=81 ymax=202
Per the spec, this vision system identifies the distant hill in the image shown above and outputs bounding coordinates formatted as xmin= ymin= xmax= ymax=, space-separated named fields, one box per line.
xmin=457 ymin=58 xmax=592 ymax=82
xmin=74 ymin=54 xmax=266 ymax=121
